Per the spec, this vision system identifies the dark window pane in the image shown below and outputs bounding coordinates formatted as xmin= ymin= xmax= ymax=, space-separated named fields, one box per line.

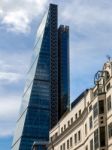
xmin=90 ymin=139 xmax=93 ymax=150
xmin=93 ymin=103 xmax=98 ymax=118
xmin=74 ymin=133 xmax=77 ymax=144
xmin=78 ymin=131 xmax=81 ymax=141
xmin=99 ymin=100 xmax=104 ymax=114
xmin=89 ymin=116 xmax=93 ymax=129
xmin=107 ymin=83 xmax=110 ymax=91
xmin=94 ymin=129 xmax=99 ymax=150
xmin=108 ymin=123 xmax=112 ymax=138
xmin=70 ymin=137 xmax=72 ymax=147
xmin=100 ymin=127 xmax=105 ymax=147
xmin=107 ymin=95 xmax=111 ymax=111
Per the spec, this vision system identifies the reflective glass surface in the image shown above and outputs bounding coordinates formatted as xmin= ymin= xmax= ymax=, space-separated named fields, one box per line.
xmin=12 ymin=4 xmax=69 ymax=150
xmin=12 ymin=5 xmax=51 ymax=150
xmin=58 ymin=25 xmax=70 ymax=119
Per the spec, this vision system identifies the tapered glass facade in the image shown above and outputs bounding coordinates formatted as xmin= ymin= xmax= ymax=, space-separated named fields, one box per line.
xmin=12 ymin=4 xmax=69 ymax=150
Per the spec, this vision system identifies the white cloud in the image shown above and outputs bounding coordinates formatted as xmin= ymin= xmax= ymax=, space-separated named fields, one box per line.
xmin=2 ymin=11 xmax=30 ymax=33
xmin=0 ymin=97 xmax=20 ymax=120
xmin=0 ymin=9 xmax=3 ymax=17
xmin=0 ymin=60 xmax=11 ymax=70
xmin=1 ymin=0 xmax=48 ymax=33
xmin=0 ymin=72 xmax=22 ymax=83
xmin=0 ymin=50 xmax=31 ymax=72
xmin=61 ymin=0 xmax=112 ymax=30
xmin=1 ymin=0 xmax=112 ymax=34
xmin=0 ymin=51 xmax=31 ymax=84
xmin=0 ymin=95 xmax=21 ymax=137
xmin=0 ymin=51 xmax=31 ymax=137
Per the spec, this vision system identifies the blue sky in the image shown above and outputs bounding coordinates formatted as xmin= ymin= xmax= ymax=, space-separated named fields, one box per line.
xmin=0 ymin=0 xmax=112 ymax=149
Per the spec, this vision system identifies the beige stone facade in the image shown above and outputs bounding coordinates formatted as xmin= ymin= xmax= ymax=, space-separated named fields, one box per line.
xmin=48 ymin=61 xmax=112 ymax=150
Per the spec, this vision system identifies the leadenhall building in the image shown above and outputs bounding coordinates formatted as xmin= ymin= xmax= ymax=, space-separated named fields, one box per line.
xmin=12 ymin=4 xmax=70 ymax=150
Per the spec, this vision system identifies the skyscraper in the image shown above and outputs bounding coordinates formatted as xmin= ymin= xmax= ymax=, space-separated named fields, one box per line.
xmin=12 ymin=4 xmax=69 ymax=150
xmin=58 ymin=25 xmax=70 ymax=119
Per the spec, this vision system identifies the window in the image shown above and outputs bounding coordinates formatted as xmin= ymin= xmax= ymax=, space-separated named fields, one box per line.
xmin=55 ymin=132 xmax=58 ymax=138
xmin=107 ymin=83 xmax=110 ymax=91
xmin=94 ymin=129 xmax=99 ymax=150
xmin=70 ymin=137 xmax=73 ymax=147
xmin=60 ymin=145 xmax=62 ymax=150
xmin=89 ymin=105 xmax=92 ymax=112
xmin=108 ymin=123 xmax=112 ymax=138
xmin=100 ymin=127 xmax=105 ymax=147
xmin=71 ymin=117 xmax=73 ymax=124
xmin=74 ymin=133 xmax=77 ymax=144
xmin=61 ymin=127 xmax=63 ymax=133
xmin=63 ymin=143 xmax=65 ymax=150
xmin=67 ymin=139 xmax=69 ymax=149
xmin=68 ymin=121 xmax=70 ymax=126
xmin=78 ymin=130 xmax=81 ymax=141
xmin=99 ymin=100 xmax=104 ymax=114
xmin=89 ymin=116 xmax=93 ymax=129
xmin=75 ymin=113 xmax=77 ymax=120
xmin=64 ymin=124 xmax=66 ymax=130
xmin=90 ymin=139 xmax=93 ymax=150
xmin=85 ymin=123 xmax=87 ymax=135
xmin=85 ymin=145 xmax=88 ymax=150
xmin=79 ymin=110 xmax=81 ymax=116
xmin=93 ymin=103 xmax=98 ymax=118
xmin=107 ymin=95 xmax=111 ymax=111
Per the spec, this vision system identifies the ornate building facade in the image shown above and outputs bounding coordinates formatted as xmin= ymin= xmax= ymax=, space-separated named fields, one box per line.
xmin=48 ymin=61 xmax=112 ymax=150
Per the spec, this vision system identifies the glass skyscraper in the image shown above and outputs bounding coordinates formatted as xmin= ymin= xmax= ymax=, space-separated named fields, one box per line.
xmin=58 ymin=25 xmax=70 ymax=119
xmin=12 ymin=4 xmax=70 ymax=150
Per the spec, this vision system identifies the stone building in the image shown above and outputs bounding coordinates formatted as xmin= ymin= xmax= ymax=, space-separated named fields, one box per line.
xmin=48 ymin=61 xmax=112 ymax=150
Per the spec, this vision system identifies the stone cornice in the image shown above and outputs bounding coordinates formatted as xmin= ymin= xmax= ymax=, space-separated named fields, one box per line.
xmin=48 ymin=108 xmax=88 ymax=148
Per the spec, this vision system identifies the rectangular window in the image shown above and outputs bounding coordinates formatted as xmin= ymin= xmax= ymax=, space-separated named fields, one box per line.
xmin=90 ymin=139 xmax=93 ymax=150
xmin=107 ymin=83 xmax=110 ymax=91
xmin=85 ymin=123 xmax=87 ymax=135
xmin=94 ymin=129 xmax=99 ymax=150
xmin=85 ymin=145 xmax=88 ymax=150
xmin=74 ymin=133 xmax=77 ymax=144
xmin=99 ymin=100 xmax=104 ymax=114
xmin=79 ymin=110 xmax=81 ymax=116
xmin=64 ymin=124 xmax=66 ymax=130
xmin=78 ymin=130 xmax=81 ymax=141
xmin=93 ymin=103 xmax=98 ymax=118
xmin=89 ymin=105 xmax=92 ymax=112
xmin=75 ymin=113 xmax=77 ymax=120
xmin=89 ymin=116 xmax=93 ymax=129
xmin=60 ymin=145 xmax=62 ymax=150
xmin=55 ymin=132 xmax=58 ymax=138
xmin=70 ymin=137 xmax=72 ymax=147
xmin=61 ymin=127 xmax=63 ymax=133
xmin=108 ymin=123 xmax=112 ymax=138
xmin=100 ymin=127 xmax=105 ymax=147
xmin=63 ymin=143 xmax=65 ymax=150
xmin=67 ymin=139 xmax=69 ymax=149
xmin=68 ymin=121 xmax=70 ymax=126
xmin=71 ymin=117 xmax=73 ymax=124
xmin=107 ymin=95 xmax=111 ymax=111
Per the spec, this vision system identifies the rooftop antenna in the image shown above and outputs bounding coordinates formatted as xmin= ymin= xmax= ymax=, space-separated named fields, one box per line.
xmin=106 ymin=55 xmax=111 ymax=61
